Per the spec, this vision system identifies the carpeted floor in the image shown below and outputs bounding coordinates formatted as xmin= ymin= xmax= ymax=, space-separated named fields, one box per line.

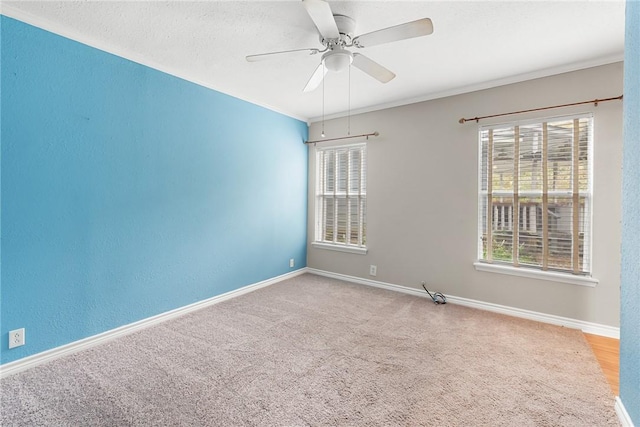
xmin=1 ymin=273 xmax=618 ymax=426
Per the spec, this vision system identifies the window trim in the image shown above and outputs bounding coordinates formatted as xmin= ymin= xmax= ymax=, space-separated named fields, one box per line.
xmin=311 ymin=241 xmax=368 ymax=255
xmin=476 ymin=113 xmax=595 ymax=280
xmin=474 ymin=262 xmax=598 ymax=287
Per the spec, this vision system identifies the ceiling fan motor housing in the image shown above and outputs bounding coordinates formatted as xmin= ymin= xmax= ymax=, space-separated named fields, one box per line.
xmin=320 ymin=14 xmax=356 ymax=47
xmin=334 ymin=14 xmax=356 ymax=38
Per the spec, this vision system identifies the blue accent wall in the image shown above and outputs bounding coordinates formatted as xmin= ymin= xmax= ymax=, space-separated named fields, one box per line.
xmin=0 ymin=16 xmax=308 ymax=364
xmin=621 ymin=0 xmax=640 ymax=423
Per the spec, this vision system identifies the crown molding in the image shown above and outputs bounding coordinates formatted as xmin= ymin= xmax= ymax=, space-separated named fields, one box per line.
xmin=0 ymin=4 xmax=623 ymax=127
xmin=309 ymin=53 xmax=624 ymax=123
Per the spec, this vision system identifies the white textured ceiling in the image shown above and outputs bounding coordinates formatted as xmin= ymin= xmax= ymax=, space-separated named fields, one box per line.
xmin=2 ymin=1 xmax=626 ymax=122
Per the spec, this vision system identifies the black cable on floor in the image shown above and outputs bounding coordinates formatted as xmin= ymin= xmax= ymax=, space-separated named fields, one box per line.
xmin=421 ymin=282 xmax=447 ymax=305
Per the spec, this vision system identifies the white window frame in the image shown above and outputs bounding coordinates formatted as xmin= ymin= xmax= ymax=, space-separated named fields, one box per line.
xmin=312 ymin=143 xmax=367 ymax=255
xmin=475 ymin=113 xmax=597 ymax=286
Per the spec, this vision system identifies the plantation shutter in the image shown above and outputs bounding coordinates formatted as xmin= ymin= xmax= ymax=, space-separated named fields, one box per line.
xmin=316 ymin=144 xmax=367 ymax=248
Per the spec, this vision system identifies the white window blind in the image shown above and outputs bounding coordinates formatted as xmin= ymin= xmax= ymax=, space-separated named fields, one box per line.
xmin=315 ymin=144 xmax=367 ymax=248
xmin=478 ymin=114 xmax=593 ymax=275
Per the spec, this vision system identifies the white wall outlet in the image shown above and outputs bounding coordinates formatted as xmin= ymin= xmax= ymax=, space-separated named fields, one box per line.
xmin=289 ymin=258 xmax=295 ymax=268
xmin=9 ymin=328 xmax=25 ymax=349
xmin=369 ymin=265 xmax=377 ymax=276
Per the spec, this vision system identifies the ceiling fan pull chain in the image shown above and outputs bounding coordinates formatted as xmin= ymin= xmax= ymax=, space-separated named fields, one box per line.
xmin=348 ymin=65 xmax=351 ymax=136
xmin=322 ymin=62 xmax=326 ymax=138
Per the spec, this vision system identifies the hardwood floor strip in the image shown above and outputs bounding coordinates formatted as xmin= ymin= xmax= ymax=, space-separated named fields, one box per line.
xmin=584 ymin=333 xmax=619 ymax=395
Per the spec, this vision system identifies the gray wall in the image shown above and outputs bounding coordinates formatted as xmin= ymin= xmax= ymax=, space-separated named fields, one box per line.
xmin=307 ymin=63 xmax=623 ymax=328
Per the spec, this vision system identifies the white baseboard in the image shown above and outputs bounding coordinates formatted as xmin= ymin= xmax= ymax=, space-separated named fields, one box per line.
xmin=616 ymin=396 xmax=636 ymax=427
xmin=2 ymin=267 xmax=620 ymax=378
xmin=0 ymin=269 xmax=307 ymax=378
xmin=307 ymin=268 xmax=620 ymax=339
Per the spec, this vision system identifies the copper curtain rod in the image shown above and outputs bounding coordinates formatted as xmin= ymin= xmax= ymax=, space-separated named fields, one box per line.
xmin=458 ymin=95 xmax=623 ymax=124
xmin=305 ymin=131 xmax=379 ymax=145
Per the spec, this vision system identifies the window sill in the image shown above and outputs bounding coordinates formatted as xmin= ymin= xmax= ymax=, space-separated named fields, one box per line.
xmin=473 ymin=262 xmax=598 ymax=287
xmin=311 ymin=242 xmax=368 ymax=255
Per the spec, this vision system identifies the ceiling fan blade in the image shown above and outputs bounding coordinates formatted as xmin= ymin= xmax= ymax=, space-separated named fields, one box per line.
xmin=303 ymin=63 xmax=327 ymax=92
xmin=246 ymin=48 xmax=319 ymax=62
xmin=352 ymin=53 xmax=395 ymax=83
xmin=353 ymin=18 xmax=433 ymax=48
xmin=302 ymin=0 xmax=339 ymax=40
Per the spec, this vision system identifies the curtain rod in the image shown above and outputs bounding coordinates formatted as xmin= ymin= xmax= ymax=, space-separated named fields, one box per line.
xmin=458 ymin=95 xmax=623 ymax=124
xmin=305 ymin=131 xmax=379 ymax=145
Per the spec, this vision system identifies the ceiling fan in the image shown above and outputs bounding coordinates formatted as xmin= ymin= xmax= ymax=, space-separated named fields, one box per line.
xmin=246 ymin=0 xmax=434 ymax=93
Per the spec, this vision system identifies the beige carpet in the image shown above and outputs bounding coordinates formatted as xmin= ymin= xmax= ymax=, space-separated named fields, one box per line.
xmin=1 ymin=273 xmax=618 ymax=426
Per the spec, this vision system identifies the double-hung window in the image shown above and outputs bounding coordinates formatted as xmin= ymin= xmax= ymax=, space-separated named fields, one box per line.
xmin=314 ymin=144 xmax=367 ymax=254
xmin=478 ymin=114 xmax=593 ymax=277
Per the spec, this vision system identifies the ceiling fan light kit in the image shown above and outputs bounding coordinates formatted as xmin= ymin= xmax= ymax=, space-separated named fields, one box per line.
xmin=246 ymin=0 xmax=434 ymax=92
xmin=322 ymin=49 xmax=353 ymax=72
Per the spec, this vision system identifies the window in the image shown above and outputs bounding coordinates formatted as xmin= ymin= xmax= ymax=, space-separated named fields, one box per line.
xmin=478 ymin=114 xmax=593 ymax=276
xmin=314 ymin=144 xmax=367 ymax=253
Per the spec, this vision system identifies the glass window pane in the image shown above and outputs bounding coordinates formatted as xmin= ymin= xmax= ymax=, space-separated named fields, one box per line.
xmin=323 ymin=197 xmax=334 ymax=242
xmin=547 ymin=120 xmax=574 ymax=192
xmin=349 ymin=197 xmax=360 ymax=245
xmin=518 ymin=197 xmax=543 ymax=266
xmin=491 ymin=196 xmax=514 ymax=262
xmin=361 ymin=151 xmax=367 ymax=194
xmin=519 ymin=124 xmax=543 ymax=193
xmin=336 ymin=198 xmax=347 ymax=243
xmin=578 ymin=118 xmax=590 ymax=192
xmin=492 ymin=128 xmax=515 ymax=192
xmin=577 ymin=196 xmax=590 ymax=272
xmin=480 ymin=194 xmax=488 ymax=258
xmin=361 ymin=198 xmax=367 ymax=246
xmin=480 ymin=131 xmax=489 ymax=192
xmin=324 ymin=151 xmax=335 ymax=193
xmin=336 ymin=150 xmax=347 ymax=193
xmin=547 ymin=196 xmax=573 ymax=270
xmin=349 ymin=149 xmax=361 ymax=194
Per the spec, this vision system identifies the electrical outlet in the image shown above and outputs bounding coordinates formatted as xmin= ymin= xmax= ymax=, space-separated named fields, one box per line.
xmin=289 ymin=258 xmax=295 ymax=268
xmin=369 ymin=265 xmax=377 ymax=276
xmin=8 ymin=328 xmax=25 ymax=349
